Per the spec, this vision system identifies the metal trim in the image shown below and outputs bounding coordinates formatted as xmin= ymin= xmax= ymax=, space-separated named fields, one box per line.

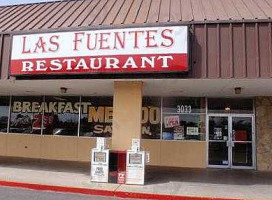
xmin=41 ymin=95 xmax=45 ymax=135
xmin=6 ymin=95 xmax=11 ymax=133
xmin=160 ymin=96 xmax=163 ymax=140
xmin=207 ymin=113 xmax=255 ymax=170
xmin=2 ymin=19 xmax=272 ymax=35
xmin=77 ymin=96 xmax=82 ymax=137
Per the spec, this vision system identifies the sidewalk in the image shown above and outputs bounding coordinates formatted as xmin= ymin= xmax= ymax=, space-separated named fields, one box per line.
xmin=0 ymin=157 xmax=271 ymax=200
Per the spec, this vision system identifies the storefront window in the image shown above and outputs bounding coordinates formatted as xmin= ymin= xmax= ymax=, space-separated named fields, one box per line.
xmin=208 ymin=98 xmax=253 ymax=114
xmin=9 ymin=96 xmax=43 ymax=134
xmin=43 ymin=96 xmax=80 ymax=136
xmin=0 ymin=96 xmax=10 ymax=133
xmin=80 ymin=97 xmax=113 ymax=137
xmin=162 ymin=97 xmax=206 ymax=141
xmin=142 ymin=97 xmax=161 ymax=139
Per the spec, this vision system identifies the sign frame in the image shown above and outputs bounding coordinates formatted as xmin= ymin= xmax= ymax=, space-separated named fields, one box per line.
xmin=9 ymin=25 xmax=190 ymax=77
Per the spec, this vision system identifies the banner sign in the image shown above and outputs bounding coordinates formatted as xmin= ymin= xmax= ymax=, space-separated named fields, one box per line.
xmin=10 ymin=26 xmax=188 ymax=75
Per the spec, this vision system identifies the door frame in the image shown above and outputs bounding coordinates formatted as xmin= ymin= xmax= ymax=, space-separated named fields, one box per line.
xmin=206 ymin=113 xmax=256 ymax=170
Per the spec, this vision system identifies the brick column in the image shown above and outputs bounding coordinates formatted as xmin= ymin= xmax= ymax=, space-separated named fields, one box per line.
xmin=255 ymin=97 xmax=272 ymax=171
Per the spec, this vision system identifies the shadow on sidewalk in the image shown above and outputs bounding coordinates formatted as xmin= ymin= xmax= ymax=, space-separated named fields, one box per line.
xmin=1 ymin=156 xmax=272 ymax=186
xmin=145 ymin=166 xmax=272 ymax=186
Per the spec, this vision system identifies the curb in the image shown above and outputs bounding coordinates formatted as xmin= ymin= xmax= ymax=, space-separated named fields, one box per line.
xmin=0 ymin=180 xmax=244 ymax=200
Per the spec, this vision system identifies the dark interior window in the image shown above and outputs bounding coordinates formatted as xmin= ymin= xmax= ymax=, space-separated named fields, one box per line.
xmin=9 ymin=96 xmax=43 ymax=134
xmin=0 ymin=96 xmax=10 ymax=133
xmin=80 ymin=96 xmax=113 ymax=137
xmin=142 ymin=97 xmax=161 ymax=139
xmin=43 ymin=96 xmax=80 ymax=136
xmin=208 ymin=98 xmax=253 ymax=113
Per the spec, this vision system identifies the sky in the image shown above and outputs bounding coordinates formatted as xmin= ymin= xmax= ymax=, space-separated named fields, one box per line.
xmin=0 ymin=0 xmax=59 ymax=6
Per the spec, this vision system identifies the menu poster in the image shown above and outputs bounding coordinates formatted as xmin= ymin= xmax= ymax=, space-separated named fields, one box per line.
xmin=164 ymin=115 xmax=180 ymax=128
xmin=173 ymin=126 xmax=184 ymax=140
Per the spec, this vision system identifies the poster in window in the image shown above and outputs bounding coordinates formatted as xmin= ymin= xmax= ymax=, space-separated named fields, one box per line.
xmin=214 ymin=127 xmax=222 ymax=140
xmin=173 ymin=125 xmax=184 ymax=140
xmin=164 ymin=115 xmax=180 ymax=128
xmin=187 ymin=127 xmax=199 ymax=136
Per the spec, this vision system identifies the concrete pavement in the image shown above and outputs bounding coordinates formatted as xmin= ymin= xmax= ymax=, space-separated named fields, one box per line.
xmin=0 ymin=158 xmax=272 ymax=200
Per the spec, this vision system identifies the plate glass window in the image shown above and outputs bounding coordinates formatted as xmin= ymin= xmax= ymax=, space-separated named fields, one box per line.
xmin=43 ymin=96 xmax=80 ymax=136
xmin=9 ymin=96 xmax=43 ymax=134
xmin=208 ymin=98 xmax=253 ymax=114
xmin=80 ymin=97 xmax=113 ymax=137
xmin=142 ymin=97 xmax=161 ymax=139
xmin=162 ymin=97 xmax=206 ymax=141
xmin=0 ymin=96 xmax=10 ymax=133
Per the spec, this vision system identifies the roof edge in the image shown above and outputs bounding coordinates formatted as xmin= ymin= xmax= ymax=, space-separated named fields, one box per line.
xmin=0 ymin=0 xmax=78 ymax=8
xmin=1 ymin=19 xmax=272 ymax=36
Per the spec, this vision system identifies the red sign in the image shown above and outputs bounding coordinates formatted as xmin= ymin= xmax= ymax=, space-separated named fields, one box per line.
xmin=117 ymin=171 xmax=126 ymax=184
xmin=10 ymin=26 xmax=188 ymax=76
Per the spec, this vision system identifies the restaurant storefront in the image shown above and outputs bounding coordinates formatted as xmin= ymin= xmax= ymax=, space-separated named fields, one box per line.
xmin=0 ymin=0 xmax=272 ymax=172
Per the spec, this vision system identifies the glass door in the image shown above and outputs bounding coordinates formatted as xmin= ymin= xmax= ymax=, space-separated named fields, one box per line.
xmin=208 ymin=116 xmax=230 ymax=167
xmin=208 ymin=115 xmax=254 ymax=169
xmin=231 ymin=116 xmax=254 ymax=168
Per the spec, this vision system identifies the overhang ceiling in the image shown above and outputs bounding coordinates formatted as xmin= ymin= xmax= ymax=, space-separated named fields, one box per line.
xmin=0 ymin=78 xmax=271 ymax=97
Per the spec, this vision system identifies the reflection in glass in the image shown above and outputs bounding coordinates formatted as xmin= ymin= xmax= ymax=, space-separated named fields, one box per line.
xmin=232 ymin=117 xmax=252 ymax=141
xmin=9 ymin=96 xmax=43 ymax=134
xmin=142 ymin=97 xmax=161 ymax=139
xmin=43 ymin=96 xmax=80 ymax=136
xmin=208 ymin=98 xmax=253 ymax=114
xmin=162 ymin=97 xmax=206 ymax=141
xmin=80 ymin=97 xmax=113 ymax=137
xmin=163 ymin=97 xmax=205 ymax=114
xmin=162 ymin=113 xmax=205 ymax=140
xmin=209 ymin=142 xmax=229 ymax=165
xmin=232 ymin=143 xmax=252 ymax=166
xmin=0 ymin=96 xmax=9 ymax=133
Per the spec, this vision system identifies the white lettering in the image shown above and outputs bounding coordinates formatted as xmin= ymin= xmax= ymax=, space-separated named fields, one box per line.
xmin=63 ymin=59 xmax=76 ymax=70
xmin=158 ymin=56 xmax=173 ymax=68
xmin=90 ymin=58 xmax=102 ymax=69
xmin=50 ymin=59 xmax=62 ymax=71
xmin=36 ymin=60 xmax=47 ymax=71
xmin=141 ymin=56 xmax=155 ymax=68
xmin=105 ymin=57 xmax=119 ymax=69
xmin=22 ymin=61 xmax=34 ymax=72
xmin=75 ymin=58 xmax=88 ymax=70
xmin=122 ymin=57 xmax=137 ymax=69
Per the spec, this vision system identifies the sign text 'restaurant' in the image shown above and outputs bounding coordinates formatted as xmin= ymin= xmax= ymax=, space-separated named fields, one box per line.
xmin=10 ymin=26 xmax=188 ymax=75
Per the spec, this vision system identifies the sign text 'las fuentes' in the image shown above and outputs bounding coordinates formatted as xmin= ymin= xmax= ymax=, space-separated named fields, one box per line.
xmin=10 ymin=26 xmax=188 ymax=75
